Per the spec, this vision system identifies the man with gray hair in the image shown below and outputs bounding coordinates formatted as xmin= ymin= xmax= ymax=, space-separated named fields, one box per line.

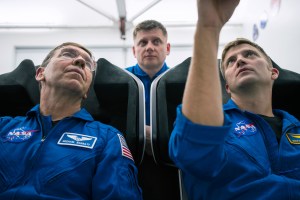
xmin=0 ymin=42 xmax=142 ymax=199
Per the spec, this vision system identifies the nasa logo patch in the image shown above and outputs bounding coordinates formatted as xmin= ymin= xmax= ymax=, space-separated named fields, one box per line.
xmin=5 ymin=127 xmax=38 ymax=142
xmin=234 ymin=120 xmax=257 ymax=137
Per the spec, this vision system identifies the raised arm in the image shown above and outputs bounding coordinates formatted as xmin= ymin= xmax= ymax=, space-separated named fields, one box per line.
xmin=182 ymin=0 xmax=239 ymax=125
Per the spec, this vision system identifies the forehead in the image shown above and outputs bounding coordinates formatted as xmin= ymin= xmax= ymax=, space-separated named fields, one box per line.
xmin=224 ymin=43 xmax=261 ymax=60
xmin=135 ymin=28 xmax=166 ymax=41
xmin=55 ymin=45 xmax=91 ymax=58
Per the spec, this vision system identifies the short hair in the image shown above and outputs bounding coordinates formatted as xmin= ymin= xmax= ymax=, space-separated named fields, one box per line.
xmin=133 ymin=20 xmax=168 ymax=39
xmin=40 ymin=42 xmax=94 ymax=68
xmin=220 ymin=38 xmax=272 ymax=78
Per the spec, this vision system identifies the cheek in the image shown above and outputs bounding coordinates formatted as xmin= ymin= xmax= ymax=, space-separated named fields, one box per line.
xmin=223 ymin=70 xmax=235 ymax=86
xmin=224 ymin=71 xmax=230 ymax=81
xmin=87 ymin=73 xmax=93 ymax=84
xmin=135 ymin=49 xmax=143 ymax=57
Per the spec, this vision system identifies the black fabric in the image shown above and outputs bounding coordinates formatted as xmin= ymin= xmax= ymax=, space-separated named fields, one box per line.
xmin=138 ymin=154 xmax=180 ymax=200
xmin=150 ymin=58 xmax=192 ymax=200
xmin=0 ymin=59 xmax=40 ymax=117
xmin=271 ymin=60 xmax=300 ymax=120
xmin=152 ymin=57 xmax=191 ymax=167
xmin=259 ymin=115 xmax=283 ymax=142
xmin=93 ymin=58 xmax=144 ymax=164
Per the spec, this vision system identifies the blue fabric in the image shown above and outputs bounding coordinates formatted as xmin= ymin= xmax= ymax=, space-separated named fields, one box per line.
xmin=169 ymin=100 xmax=300 ymax=199
xmin=0 ymin=105 xmax=142 ymax=200
xmin=126 ymin=63 xmax=169 ymax=125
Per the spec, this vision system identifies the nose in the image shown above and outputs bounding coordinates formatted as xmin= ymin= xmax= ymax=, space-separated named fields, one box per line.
xmin=146 ymin=42 xmax=154 ymax=51
xmin=72 ymin=56 xmax=85 ymax=69
xmin=236 ymin=55 xmax=246 ymax=68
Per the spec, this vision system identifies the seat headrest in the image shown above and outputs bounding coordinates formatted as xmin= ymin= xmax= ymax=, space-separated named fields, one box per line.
xmin=0 ymin=59 xmax=39 ymax=117
xmin=271 ymin=60 xmax=300 ymax=120
xmin=92 ymin=58 xmax=145 ymax=165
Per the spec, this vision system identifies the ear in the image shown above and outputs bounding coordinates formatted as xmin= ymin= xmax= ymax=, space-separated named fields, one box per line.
xmin=35 ymin=67 xmax=45 ymax=82
xmin=225 ymin=83 xmax=231 ymax=94
xmin=166 ymin=43 xmax=171 ymax=56
xmin=132 ymin=46 xmax=137 ymax=58
xmin=271 ymin=68 xmax=279 ymax=80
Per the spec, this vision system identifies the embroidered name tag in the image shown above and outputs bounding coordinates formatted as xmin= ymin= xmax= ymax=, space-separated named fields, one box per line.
xmin=58 ymin=132 xmax=97 ymax=149
xmin=286 ymin=133 xmax=300 ymax=144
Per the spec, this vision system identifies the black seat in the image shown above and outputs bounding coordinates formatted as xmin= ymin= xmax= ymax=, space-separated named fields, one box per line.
xmin=0 ymin=59 xmax=40 ymax=117
xmin=92 ymin=58 xmax=145 ymax=165
xmin=271 ymin=60 xmax=300 ymax=120
xmin=151 ymin=57 xmax=191 ymax=167
xmin=150 ymin=57 xmax=192 ymax=200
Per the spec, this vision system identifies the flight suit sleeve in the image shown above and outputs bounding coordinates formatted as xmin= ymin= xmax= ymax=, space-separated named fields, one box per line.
xmin=169 ymin=105 xmax=231 ymax=180
xmin=92 ymin=127 xmax=142 ymax=200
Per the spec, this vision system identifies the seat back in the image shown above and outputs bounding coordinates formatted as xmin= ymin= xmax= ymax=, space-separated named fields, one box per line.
xmin=92 ymin=58 xmax=145 ymax=165
xmin=151 ymin=57 xmax=190 ymax=166
xmin=0 ymin=59 xmax=40 ymax=117
xmin=271 ymin=60 xmax=300 ymax=119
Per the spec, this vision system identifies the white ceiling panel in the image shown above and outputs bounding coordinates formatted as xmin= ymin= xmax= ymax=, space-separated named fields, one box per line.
xmin=0 ymin=0 xmax=280 ymax=29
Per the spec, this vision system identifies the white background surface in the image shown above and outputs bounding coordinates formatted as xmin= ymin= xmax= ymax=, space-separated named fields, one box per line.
xmin=0 ymin=0 xmax=298 ymax=73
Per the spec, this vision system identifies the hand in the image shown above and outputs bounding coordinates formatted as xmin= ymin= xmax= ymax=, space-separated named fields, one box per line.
xmin=197 ymin=0 xmax=240 ymax=29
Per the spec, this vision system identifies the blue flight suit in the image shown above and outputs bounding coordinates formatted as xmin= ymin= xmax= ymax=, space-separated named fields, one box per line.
xmin=0 ymin=105 xmax=142 ymax=200
xmin=169 ymin=99 xmax=300 ymax=199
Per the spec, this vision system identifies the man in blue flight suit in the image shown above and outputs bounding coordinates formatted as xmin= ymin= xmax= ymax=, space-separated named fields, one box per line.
xmin=169 ymin=0 xmax=300 ymax=199
xmin=126 ymin=20 xmax=180 ymax=200
xmin=0 ymin=42 xmax=142 ymax=199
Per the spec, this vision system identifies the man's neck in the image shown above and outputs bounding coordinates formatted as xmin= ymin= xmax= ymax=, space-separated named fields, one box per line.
xmin=231 ymin=91 xmax=274 ymax=116
xmin=39 ymin=90 xmax=82 ymax=121
xmin=139 ymin=64 xmax=163 ymax=79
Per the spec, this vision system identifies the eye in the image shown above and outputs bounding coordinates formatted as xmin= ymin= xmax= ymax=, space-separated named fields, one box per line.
xmin=139 ymin=40 xmax=147 ymax=47
xmin=61 ymin=51 xmax=77 ymax=58
xmin=245 ymin=50 xmax=256 ymax=58
xmin=226 ymin=57 xmax=236 ymax=67
xmin=153 ymin=39 xmax=161 ymax=45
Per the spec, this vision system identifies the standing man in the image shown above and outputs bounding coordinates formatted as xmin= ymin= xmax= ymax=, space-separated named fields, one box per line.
xmin=0 ymin=42 xmax=142 ymax=199
xmin=169 ymin=0 xmax=300 ymax=199
xmin=126 ymin=20 xmax=180 ymax=200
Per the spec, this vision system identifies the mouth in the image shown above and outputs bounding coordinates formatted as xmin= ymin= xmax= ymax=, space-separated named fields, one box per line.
xmin=67 ymin=68 xmax=85 ymax=80
xmin=237 ymin=68 xmax=252 ymax=77
xmin=144 ymin=55 xmax=156 ymax=59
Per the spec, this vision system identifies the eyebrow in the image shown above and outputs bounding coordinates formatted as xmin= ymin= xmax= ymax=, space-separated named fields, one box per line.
xmin=60 ymin=47 xmax=92 ymax=62
xmin=224 ymin=54 xmax=235 ymax=67
xmin=225 ymin=49 xmax=259 ymax=64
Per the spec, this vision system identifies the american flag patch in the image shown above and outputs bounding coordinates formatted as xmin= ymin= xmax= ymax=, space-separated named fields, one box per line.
xmin=117 ymin=134 xmax=134 ymax=161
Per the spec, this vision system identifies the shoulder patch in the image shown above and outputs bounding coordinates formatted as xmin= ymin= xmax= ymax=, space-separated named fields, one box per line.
xmin=286 ymin=133 xmax=300 ymax=144
xmin=234 ymin=120 xmax=257 ymax=137
xmin=117 ymin=134 xmax=134 ymax=161
xmin=5 ymin=127 xmax=38 ymax=142
xmin=57 ymin=132 xmax=97 ymax=149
